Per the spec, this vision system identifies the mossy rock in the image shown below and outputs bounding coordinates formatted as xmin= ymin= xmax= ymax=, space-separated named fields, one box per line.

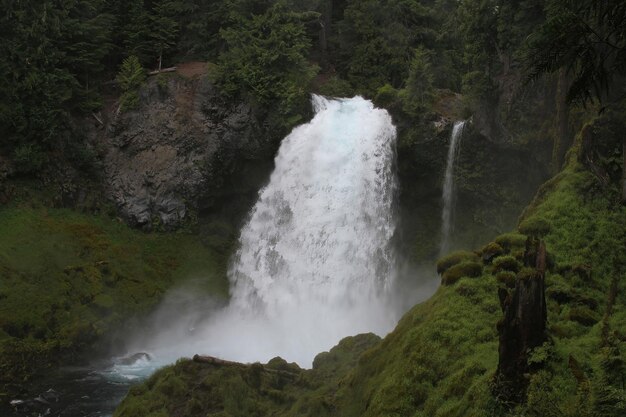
xmin=441 ymin=261 xmax=483 ymax=286
xmin=436 ymin=250 xmax=479 ymax=274
xmin=492 ymin=255 xmax=521 ymax=273
xmin=495 ymin=271 xmax=516 ymax=288
xmin=568 ymin=306 xmax=601 ymax=326
xmin=494 ymin=232 xmax=527 ymax=251
xmin=480 ymin=242 xmax=504 ymax=263
xmin=519 ymin=217 xmax=552 ymax=237
xmin=266 ymin=357 xmax=301 ymax=373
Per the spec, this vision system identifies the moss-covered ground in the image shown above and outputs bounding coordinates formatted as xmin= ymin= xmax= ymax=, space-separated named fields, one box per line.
xmin=113 ymin=112 xmax=625 ymax=416
xmin=0 ymin=191 xmax=230 ymax=397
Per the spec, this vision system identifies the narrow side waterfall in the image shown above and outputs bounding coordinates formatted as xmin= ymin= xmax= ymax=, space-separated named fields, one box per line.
xmin=134 ymin=95 xmax=399 ymax=368
xmin=439 ymin=121 xmax=466 ymax=256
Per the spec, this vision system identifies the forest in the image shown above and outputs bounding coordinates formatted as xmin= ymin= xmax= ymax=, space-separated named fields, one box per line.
xmin=0 ymin=0 xmax=625 ymax=416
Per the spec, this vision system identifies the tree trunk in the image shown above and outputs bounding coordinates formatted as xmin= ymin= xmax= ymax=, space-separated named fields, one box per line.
xmin=553 ymin=69 xmax=570 ymax=174
xmin=493 ymin=238 xmax=547 ymax=405
xmin=159 ymin=51 xmax=163 ymax=72
xmin=620 ymin=135 xmax=626 ymax=202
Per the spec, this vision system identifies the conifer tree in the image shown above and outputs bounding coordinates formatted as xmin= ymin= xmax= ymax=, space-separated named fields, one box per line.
xmin=150 ymin=0 xmax=181 ymax=71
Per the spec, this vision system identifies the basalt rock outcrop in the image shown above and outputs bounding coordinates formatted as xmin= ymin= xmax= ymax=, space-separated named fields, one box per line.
xmin=90 ymin=75 xmax=282 ymax=230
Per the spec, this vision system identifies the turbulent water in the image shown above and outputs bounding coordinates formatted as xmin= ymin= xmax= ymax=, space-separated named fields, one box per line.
xmin=440 ymin=121 xmax=466 ymax=256
xmin=129 ymin=95 xmax=400 ymax=368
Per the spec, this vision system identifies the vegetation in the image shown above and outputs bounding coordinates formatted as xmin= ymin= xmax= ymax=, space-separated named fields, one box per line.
xmin=436 ymin=250 xmax=480 ymax=274
xmin=441 ymin=261 xmax=483 ymax=286
xmin=0 ymin=187 xmax=229 ymax=395
xmin=116 ymin=56 xmax=146 ymax=111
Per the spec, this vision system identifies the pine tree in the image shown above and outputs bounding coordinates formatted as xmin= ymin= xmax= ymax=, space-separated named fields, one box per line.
xmin=150 ymin=0 xmax=181 ymax=71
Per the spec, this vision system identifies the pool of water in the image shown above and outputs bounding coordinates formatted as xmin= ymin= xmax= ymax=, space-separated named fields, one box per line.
xmin=2 ymin=354 xmax=160 ymax=417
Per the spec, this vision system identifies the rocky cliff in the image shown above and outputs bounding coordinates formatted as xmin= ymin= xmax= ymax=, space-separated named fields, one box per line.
xmin=90 ymin=73 xmax=284 ymax=230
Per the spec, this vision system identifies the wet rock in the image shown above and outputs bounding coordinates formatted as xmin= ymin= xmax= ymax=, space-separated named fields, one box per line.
xmin=10 ymin=389 xmax=60 ymax=415
xmin=117 ymin=352 xmax=152 ymax=366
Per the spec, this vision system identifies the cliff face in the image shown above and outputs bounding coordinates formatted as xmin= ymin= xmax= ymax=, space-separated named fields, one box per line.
xmin=91 ymin=75 xmax=281 ymax=230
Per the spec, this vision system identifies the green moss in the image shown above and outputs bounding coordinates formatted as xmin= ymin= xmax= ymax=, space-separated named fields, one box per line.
xmin=519 ymin=216 xmax=552 ymax=237
xmin=494 ymin=232 xmax=527 ymax=251
xmin=436 ymin=250 xmax=479 ymax=274
xmin=495 ymin=271 xmax=516 ymax=288
xmin=480 ymin=242 xmax=504 ymax=262
xmin=492 ymin=255 xmax=521 ymax=273
xmin=517 ymin=267 xmax=537 ymax=281
xmin=441 ymin=261 xmax=483 ymax=286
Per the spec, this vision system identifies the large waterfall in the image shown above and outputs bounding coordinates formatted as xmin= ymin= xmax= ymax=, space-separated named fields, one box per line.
xmin=439 ymin=121 xmax=466 ymax=256
xmin=135 ymin=95 xmax=399 ymax=367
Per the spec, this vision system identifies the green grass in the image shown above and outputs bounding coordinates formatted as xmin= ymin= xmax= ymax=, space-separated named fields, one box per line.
xmin=0 ymin=201 xmax=229 ymax=394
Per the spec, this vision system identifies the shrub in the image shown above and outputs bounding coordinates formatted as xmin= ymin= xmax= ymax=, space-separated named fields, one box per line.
xmin=494 ymin=233 xmax=527 ymax=251
xmin=519 ymin=217 xmax=552 ymax=237
xmin=496 ymin=271 xmax=516 ymax=288
xmin=492 ymin=255 xmax=521 ymax=273
xmin=436 ymin=250 xmax=479 ymax=274
xmin=441 ymin=261 xmax=483 ymax=286
xmin=374 ymin=84 xmax=399 ymax=108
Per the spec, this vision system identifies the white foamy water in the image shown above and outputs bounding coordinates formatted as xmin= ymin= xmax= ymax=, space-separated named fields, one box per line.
xmin=127 ymin=95 xmax=399 ymax=368
xmin=440 ymin=121 xmax=466 ymax=256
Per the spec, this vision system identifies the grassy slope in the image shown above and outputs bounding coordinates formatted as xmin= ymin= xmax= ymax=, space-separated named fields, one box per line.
xmin=113 ymin=112 xmax=625 ymax=416
xmin=0 ymin=197 xmax=229 ymax=395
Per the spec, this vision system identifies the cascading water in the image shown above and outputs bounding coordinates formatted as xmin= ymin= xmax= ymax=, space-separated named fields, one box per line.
xmin=439 ymin=121 xmax=466 ymax=256
xmin=133 ymin=95 xmax=399 ymax=368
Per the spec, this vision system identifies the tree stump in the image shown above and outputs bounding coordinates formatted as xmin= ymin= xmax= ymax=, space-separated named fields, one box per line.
xmin=493 ymin=238 xmax=547 ymax=404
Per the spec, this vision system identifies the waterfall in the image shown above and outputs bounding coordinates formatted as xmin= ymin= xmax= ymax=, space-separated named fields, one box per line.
xmin=137 ymin=95 xmax=399 ymax=368
xmin=439 ymin=121 xmax=466 ymax=256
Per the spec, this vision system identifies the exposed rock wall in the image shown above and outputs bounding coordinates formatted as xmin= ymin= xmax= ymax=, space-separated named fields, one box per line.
xmin=91 ymin=76 xmax=282 ymax=230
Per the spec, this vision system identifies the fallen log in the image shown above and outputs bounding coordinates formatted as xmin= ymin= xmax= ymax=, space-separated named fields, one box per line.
xmin=193 ymin=355 xmax=242 ymax=367
xmin=149 ymin=67 xmax=177 ymax=76
xmin=192 ymin=355 xmax=300 ymax=378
